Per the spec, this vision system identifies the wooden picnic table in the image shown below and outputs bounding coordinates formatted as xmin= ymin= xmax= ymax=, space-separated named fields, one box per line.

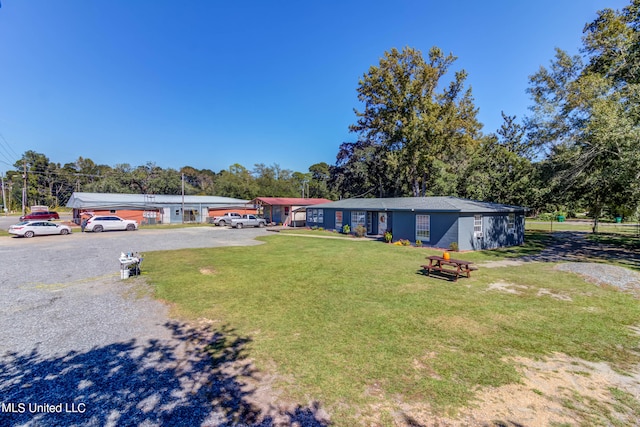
xmin=420 ymin=255 xmax=477 ymax=282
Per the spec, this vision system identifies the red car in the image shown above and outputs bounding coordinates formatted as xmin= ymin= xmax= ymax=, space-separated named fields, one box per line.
xmin=19 ymin=211 xmax=60 ymax=221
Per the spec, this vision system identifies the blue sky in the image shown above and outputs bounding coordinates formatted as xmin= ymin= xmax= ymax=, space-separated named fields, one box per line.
xmin=0 ymin=0 xmax=630 ymax=175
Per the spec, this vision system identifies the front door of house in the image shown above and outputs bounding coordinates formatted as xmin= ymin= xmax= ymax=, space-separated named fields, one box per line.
xmin=378 ymin=212 xmax=388 ymax=235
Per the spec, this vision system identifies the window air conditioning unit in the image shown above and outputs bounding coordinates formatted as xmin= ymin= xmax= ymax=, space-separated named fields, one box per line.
xmin=474 ymin=231 xmax=484 ymax=238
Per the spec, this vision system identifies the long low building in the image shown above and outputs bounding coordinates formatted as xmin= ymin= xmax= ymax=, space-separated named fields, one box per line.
xmin=66 ymin=192 xmax=254 ymax=224
xmin=305 ymin=196 xmax=527 ymax=251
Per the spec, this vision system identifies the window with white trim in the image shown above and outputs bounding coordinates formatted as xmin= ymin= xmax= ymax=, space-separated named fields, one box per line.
xmin=317 ymin=209 xmax=323 ymax=223
xmin=474 ymin=214 xmax=483 ymax=237
xmin=351 ymin=211 xmax=366 ymax=228
xmin=507 ymin=213 xmax=515 ymax=233
xmin=416 ymin=214 xmax=430 ymax=242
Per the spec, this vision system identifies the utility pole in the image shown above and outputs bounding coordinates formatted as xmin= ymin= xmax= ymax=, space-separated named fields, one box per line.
xmin=1 ymin=175 xmax=7 ymax=215
xmin=181 ymin=173 xmax=185 ymax=224
xmin=22 ymin=160 xmax=27 ymax=216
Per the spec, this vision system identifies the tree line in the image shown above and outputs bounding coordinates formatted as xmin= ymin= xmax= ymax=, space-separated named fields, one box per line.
xmin=2 ymin=1 xmax=639 ymax=230
xmin=1 ymin=155 xmax=337 ymax=211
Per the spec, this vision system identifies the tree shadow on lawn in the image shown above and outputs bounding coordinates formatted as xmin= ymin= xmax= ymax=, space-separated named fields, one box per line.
xmin=0 ymin=322 xmax=328 ymax=427
xmin=483 ymin=231 xmax=640 ymax=271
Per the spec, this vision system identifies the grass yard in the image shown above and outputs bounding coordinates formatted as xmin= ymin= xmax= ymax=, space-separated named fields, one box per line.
xmin=527 ymin=219 xmax=640 ymax=236
xmin=144 ymin=232 xmax=640 ymax=424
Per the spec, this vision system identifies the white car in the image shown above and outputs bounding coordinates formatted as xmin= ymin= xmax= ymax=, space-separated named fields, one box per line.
xmin=9 ymin=221 xmax=72 ymax=238
xmin=85 ymin=215 xmax=138 ymax=232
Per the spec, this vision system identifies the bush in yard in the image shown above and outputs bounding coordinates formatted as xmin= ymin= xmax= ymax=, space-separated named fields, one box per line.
xmin=354 ymin=224 xmax=367 ymax=237
xmin=537 ymin=212 xmax=555 ymax=222
xmin=401 ymin=239 xmax=411 ymax=246
xmin=449 ymin=242 xmax=459 ymax=252
xmin=384 ymin=231 xmax=393 ymax=243
xmin=342 ymin=224 xmax=350 ymax=234
xmin=415 ymin=240 xmax=422 ymax=247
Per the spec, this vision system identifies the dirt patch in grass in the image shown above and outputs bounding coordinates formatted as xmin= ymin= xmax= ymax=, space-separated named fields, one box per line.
xmin=456 ymin=353 xmax=640 ymax=426
xmin=486 ymin=281 xmax=573 ymax=301
xmin=479 ymin=260 xmax=526 ymax=268
xmin=351 ymin=353 xmax=640 ymax=426
xmin=199 ymin=267 xmax=217 ymax=275
xmin=486 ymin=281 xmax=527 ymax=294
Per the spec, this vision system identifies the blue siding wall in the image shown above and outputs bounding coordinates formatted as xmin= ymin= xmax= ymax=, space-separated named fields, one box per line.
xmin=324 ymin=209 xmax=337 ymax=230
xmin=430 ymin=213 xmax=458 ymax=249
xmin=460 ymin=213 xmax=525 ymax=250
xmin=307 ymin=207 xmax=526 ymax=251
xmin=390 ymin=211 xmax=413 ymax=241
xmin=391 ymin=212 xmax=458 ymax=248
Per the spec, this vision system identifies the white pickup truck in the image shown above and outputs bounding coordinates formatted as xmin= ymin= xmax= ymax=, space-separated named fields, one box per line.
xmin=212 ymin=212 xmax=242 ymax=226
xmin=231 ymin=214 xmax=267 ymax=229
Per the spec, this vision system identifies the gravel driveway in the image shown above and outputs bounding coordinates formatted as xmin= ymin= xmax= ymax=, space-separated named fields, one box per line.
xmin=2 ymin=226 xmax=637 ymax=426
xmin=0 ymin=226 xmax=327 ymax=426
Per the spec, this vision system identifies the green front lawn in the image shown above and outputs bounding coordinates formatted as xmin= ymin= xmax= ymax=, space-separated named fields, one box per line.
xmin=527 ymin=219 xmax=640 ymax=236
xmin=144 ymin=233 xmax=640 ymax=424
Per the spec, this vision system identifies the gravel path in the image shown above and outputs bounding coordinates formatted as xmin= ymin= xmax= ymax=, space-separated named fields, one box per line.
xmin=0 ymin=226 xmax=327 ymax=427
xmin=479 ymin=231 xmax=640 ymax=295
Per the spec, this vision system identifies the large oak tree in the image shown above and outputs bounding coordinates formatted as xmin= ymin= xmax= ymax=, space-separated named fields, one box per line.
xmin=336 ymin=46 xmax=482 ymax=198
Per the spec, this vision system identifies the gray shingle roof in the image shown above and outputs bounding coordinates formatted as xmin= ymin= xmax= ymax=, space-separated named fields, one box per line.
xmin=307 ymin=197 xmax=525 ymax=213
xmin=66 ymin=192 xmax=249 ymax=209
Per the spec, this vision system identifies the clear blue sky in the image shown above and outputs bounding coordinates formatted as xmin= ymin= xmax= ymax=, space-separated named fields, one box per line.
xmin=0 ymin=0 xmax=630 ymax=175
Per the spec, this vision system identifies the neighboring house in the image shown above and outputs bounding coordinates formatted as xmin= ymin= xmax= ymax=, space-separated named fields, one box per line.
xmin=305 ymin=197 xmax=527 ymax=251
xmin=252 ymin=197 xmax=333 ymax=227
xmin=66 ymin=192 xmax=251 ymax=224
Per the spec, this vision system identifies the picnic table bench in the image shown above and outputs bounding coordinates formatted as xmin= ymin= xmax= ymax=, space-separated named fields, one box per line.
xmin=421 ymin=255 xmax=478 ymax=282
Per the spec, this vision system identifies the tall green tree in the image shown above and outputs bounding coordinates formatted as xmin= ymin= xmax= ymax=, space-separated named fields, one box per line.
xmin=253 ymin=163 xmax=298 ymax=197
xmin=131 ymin=162 xmax=185 ymax=194
xmin=460 ymin=113 xmax=536 ymax=207
xmin=216 ymin=163 xmax=258 ymax=199
xmin=527 ymin=0 xmax=640 ymax=231
xmin=341 ymin=46 xmax=482 ymax=198
xmin=180 ymin=166 xmax=217 ymax=195
xmin=308 ymin=162 xmax=336 ymax=199
xmin=13 ymin=151 xmax=60 ymax=207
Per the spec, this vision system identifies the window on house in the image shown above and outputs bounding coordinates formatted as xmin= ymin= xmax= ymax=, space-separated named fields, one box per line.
xmin=351 ymin=211 xmax=366 ymax=229
xmin=474 ymin=214 xmax=483 ymax=237
xmin=416 ymin=214 xmax=430 ymax=241
xmin=175 ymin=209 xmax=180 ymax=216
xmin=317 ymin=209 xmax=323 ymax=223
xmin=335 ymin=211 xmax=342 ymax=230
xmin=366 ymin=212 xmax=373 ymax=234
xmin=508 ymin=213 xmax=515 ymax=232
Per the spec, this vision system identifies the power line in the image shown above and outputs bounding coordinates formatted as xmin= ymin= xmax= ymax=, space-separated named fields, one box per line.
xmin=0 ymin=159 xmax=15 ymax=169
xmin=0 ymin=132 xmax=20 ymax=161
